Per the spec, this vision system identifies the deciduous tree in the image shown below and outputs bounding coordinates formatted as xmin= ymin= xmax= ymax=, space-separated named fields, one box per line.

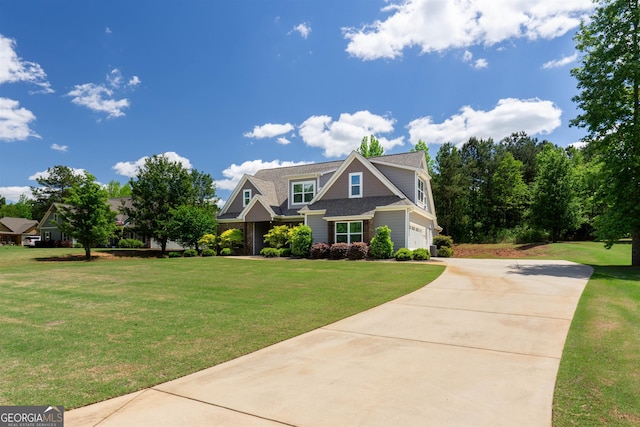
xmin=357 ymin=135 xmax=384 ymax=157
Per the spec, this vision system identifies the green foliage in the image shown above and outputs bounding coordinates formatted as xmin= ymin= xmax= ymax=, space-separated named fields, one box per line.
xmin=167 ymin=204 xmax=216 ymax=251
xmin=515 ymin=227 xmax=549 ymax=244
xmin=201 ymin=248 xmax=215 ymax=257
xmin=183 ymin=249 xmax=198 ymax=257
xmin=433 ymin=143 xmax=469 ymax=241
xmin=329 ymin=243 xmax=349 ymax=259
xmin=394 ymin=248 xmax=413 ymax=261
xmin=219 ymin=228 xmax=243 ymax=249
xmin=118 ymin=239 xmax=144 ymax=249
xmin=289 ymin=224 xmax=313 ymax=257
xmin=279 ymin=247 xmax=292 ymax=257
xmin=105 ymin=180 xmax=132 ymax=198
xmin=310 ymin=242 xmax=330 ymax=259
xmin=30 ymin=165 xmax=85 ymax=221
xmin=433 ymin=235 xmax=453 ymax=248
xmin=369 ymin=225 xmax=394 ymax=259
xmin=0 ymin=195 xmax=32 ymax=219
xmin=198 ymin=234 xmax=217 ymax=250
xmin=412 ymin=248 xmax=430 ymax=261
xmin=168 ymin=252 xmax=182 ymax=258
xmin=263 ymin=225 xmax=290 ymax=249
xmin=347 ymin=242 xmax=369 ymax=260
xmin=58 ymin=173 xmax=117 ymax=259
xmin=260 ymin=247 xmax=281 ymax=258
xmin=219 ymin=247 xmax=234 ymax=256
xmin=357 ymin=135 xmax=384 ymax=157
xmin=410 ymin=139 xmax=436 ymax=172
xmin=437 ymin=246 xmax=454 ymax=257
xmin=73 ymin=243 xmax=83 ymax=249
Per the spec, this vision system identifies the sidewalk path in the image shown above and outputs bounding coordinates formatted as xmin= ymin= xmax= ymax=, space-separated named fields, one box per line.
xmin=66 ymin=258 xmax=593 ymax=427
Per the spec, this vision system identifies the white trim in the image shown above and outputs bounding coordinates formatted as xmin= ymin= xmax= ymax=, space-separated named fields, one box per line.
xmin=242 ymin=189 xmax=252 ymax=208
xmin=334 ymin=220 xmax=364 ymax=244
xmin=238 ymin=195 xmax=276 ymax=221
xmin=349 ymin=172 xmax=363 ymax=198
xmin=290 ymin=180 xmax=316 ymax=206
xmin=323 ymin=214 xmax=374 ymax=221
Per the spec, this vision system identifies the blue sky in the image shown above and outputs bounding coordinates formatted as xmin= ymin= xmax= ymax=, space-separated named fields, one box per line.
xmin=1 ymin=0 xmax=593 ymax=205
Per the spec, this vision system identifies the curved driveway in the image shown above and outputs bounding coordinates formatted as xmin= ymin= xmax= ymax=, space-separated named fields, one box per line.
xmin=67 ymin=258 xmax=593 ymax=427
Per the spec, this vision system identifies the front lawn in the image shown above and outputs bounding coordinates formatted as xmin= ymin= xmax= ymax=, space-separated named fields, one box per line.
xmin=0 ymin=247 xmax=443 ymax=409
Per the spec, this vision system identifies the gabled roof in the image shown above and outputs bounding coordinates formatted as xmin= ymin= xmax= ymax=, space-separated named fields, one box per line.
xmin=0 ymin=217 xmax=38 ymax=235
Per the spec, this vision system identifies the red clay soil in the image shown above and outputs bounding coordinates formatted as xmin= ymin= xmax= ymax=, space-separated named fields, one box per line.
xmin=453 ymin=243 xmax=550 ymax=259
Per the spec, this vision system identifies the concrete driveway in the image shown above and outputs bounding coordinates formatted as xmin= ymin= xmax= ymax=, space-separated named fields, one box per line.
xmin=66 ymin=258 xmax=593 ymax=427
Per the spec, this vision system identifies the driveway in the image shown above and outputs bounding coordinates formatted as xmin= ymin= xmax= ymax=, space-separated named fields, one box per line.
xmin=66 ymin=258 xmax=593 ymax=427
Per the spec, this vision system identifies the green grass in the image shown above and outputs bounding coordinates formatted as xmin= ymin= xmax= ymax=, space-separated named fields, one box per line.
xmin=0 ymin=246 xmax=444 ymax=409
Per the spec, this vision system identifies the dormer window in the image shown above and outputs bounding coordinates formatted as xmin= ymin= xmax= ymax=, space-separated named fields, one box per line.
xmin=417 ymin=178 xmax=426 ymax=208
xmin=243 ymin=189 xmax=252 ymax=207
xmin=292 ymin=181 xmax=315 ymax=205
xmin=349 ymin=173 xmax=362 ymax=198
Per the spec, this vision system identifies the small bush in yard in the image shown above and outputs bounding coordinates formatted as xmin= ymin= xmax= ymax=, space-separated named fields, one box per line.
xmin=260 ymin=247 xmax=280 ymax=258
xmin=412 ymin=248 xmax=430 ymax=261
xmin=310 ymin=242 xmax=330 ymax=259
xmin=279 ymin=247 xmax=292 ymax=257
xmin=347 ymin=242 xmax=369 ymax=260
xmin=437 ymin=246 xmax=454 ymax=257
xmin=73 ymin=243 xmax=83 ymax=249
xmin=183 ymin=249 xmax=198 ymax=257
xmin=289 ymin=224 xmax=313 ymax=257
xmin=263 ymin=225 xmax=289 ymax=249
xmin=219 ymin=228 xmax=243 ymax=249
xmin=329 ymin=243 xmax=349 ymax=259
xmin=433 ymin=235 xmax=453 ymax=248
xmin=168 ymin=251 xmax=182 ymax=258
xmin=118 ymin=238 xmax=144 ymax=248
xmin=219 ymin=247 xmax=234 ymax=256
xmin=201 ymin=248 xmax=215 ymax=257
xmin=370 ymin=225 xmax=394 ymax=259
xmin=394 ymin=248 xmax=413 ymax=261
xmin=198 ymin=233 xmax=217 ymax=250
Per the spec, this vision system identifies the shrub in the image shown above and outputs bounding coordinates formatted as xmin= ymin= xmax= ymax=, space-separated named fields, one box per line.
xmin=219 ymin=228 xmax=243 ymax=249
xmin=184 ymin=249 xmax=198 ymax=257
xmin=515 ymin=227 xmax=549 ymax=244
xmin=219 ymin=247 xmax=234 ymax=256
xmin=437 ymin=246 xmax=454 ymax=257
xmin=369 ymin=225 xmax=394 ymax=259
xmin=168 ymin=251 xmax=182 ymax=258
xmin=329 ymin=243 xmax=349 ymax=259
xmin=347 ymin=242 xmax=369 ymax=260
xmin=412 ymin=248 xmax=430 ymax=261
xmin=201 ymin=248 xmax=215 ymax=257
xmin=394 ymin=248 xmax=413 ymax=261
xmin=198 ymin=233 xmax=217 ymax=250
xmin=263 ymin=225 xmax=290 ymax=249
xmin=310 ymin=242 xmax=330 ymax=259
xmin=289 ymin=224 xmax=313 ymax=257
xmin=118 ymin=238 xmax=144 ymax=248
xmin=279 ymin=247 xmax=292 ymax=257
xmin=433 ymin=235 xmax=453 ymax=248
xmin=73 ymin=243 xmax=83 ymax=249
xmin=260 ymin=247 xmax=280 ymax=258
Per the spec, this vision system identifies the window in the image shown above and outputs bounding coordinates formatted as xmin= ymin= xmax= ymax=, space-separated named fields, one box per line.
xmin=243 ymin=189 xmax=251 ymax=207
xmin=349 ymin=173 xmax=362 ymax=198
xmin=335 ymin=221 xmax=363 ymax=244
xmin=417 ymin=178 xmax=426 ymax=208
xmin=292 ymin=181 xmax=315 ymax=204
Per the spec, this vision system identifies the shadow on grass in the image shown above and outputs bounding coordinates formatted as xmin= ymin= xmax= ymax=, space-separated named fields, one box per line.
xmin=591 ymin=265 xmax=640 ymax=282
xmin=35 ymin=249 xmax=169 ymax=262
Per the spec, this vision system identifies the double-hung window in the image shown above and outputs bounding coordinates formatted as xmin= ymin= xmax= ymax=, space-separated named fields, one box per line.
xmin=292 ymin=181 xmax=315 ymax=204
xmin=242 ymin=189 xmax=252 ymax=207
xmin=349 ymin=173 xmax=362 ymax=198
xmin=417 ymin=178 xmax=426 ymax=208
xmin=335 ymin=221 xmax=363 ymax=244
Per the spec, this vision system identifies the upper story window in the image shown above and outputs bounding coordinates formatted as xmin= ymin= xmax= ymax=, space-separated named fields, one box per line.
xmin=292 ymin=181 xmax=315 ymax=204
xmin=243 ymin=189 xmax=252 ymax=207
xmin=417 ymin=178 xmax=426 ymax=208
xmin=349 ymin=173 xmax=362 ymax=198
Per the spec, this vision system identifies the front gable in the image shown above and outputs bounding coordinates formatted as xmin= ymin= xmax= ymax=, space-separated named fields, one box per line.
xmin=219 ymin=175 xmax=264 ymax=216
xmin=240 ymin=196 xmax=276 ymax=222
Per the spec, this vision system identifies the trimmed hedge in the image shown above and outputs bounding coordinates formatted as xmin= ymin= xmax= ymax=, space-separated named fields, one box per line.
xmin=329 ymin=243 xmax=349 ymax=260
xmin=201 ymin=248 xmax=215 ymax=257
xmin=118 ymin=238 xmax=144 ymax=249
xmin=433 ymin=235 xmax=453 ymax=248
xmin=184 ymin=249 xmax=198 ymax=257
xmin=370 ymin=225 xmax=394 ymax=259
xmin=412 ymin=248 xmax=430 ymax=261
xmin=168 ymin=252 xmax=182 ymax=258
xmin=260 ymin=247 xmax=281 ymax=258
xmin=347 ymin=242 xmax=369 ymax=260
xmin=437 ymin=246 xmax=454 ymax=257
xmin=219 ymin=248 xmax=234 ymax=256
xmin=394 ymin=248 xmax=413 ymax=261
xmin=310 ymin=242 xmax=330 ymax=259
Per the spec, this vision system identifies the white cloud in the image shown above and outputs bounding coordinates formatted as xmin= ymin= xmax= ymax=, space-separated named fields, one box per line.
xmin=343 ymin=0 xmax=593 ymax=61
xmin=290 ymin=22 xmax=312 ymax=39
xmin=0 ymin=186 xmax=32 ymax=203
xmin=543 ymin=52 xmax=578 ymax=69
xmin=112 ymin=152 xmax=193 ymax=178
xmin=51 ymin=143 xmax=68 ymax=152
xmin=276 ymin=137 xmax=291 ymax=145
xmin=0 ymin=97 xmax=40 ymax=141
xmin=298 ymin=110 xmax=404 ymax=158
xmin=67 ymin=68 xmax=140 ymax=119
xmin=462 ymin=50 xmax=488 ymax=69
xmin=568 ymin=140 xmax=587 ymax=149
xmin=217 ymin=159 xmax=311 ymax=191
xmin=244 ymin=122 xmax=295 ymax=139
xmin=0 ymin=34 xmax=53 ymax=93
xmin=29 ymin=167 xmax=86 ymax=181
xmin=105 ymin=27 xmax=112 ymax=34
xmin=407 ymin=98 xmax=562 ymax=145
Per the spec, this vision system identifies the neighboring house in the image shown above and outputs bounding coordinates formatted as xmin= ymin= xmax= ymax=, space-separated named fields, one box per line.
xmin=0 ymin=217 xmax=39 ymax=246
xmin=218 ymin=150 xmax=440 ymax=255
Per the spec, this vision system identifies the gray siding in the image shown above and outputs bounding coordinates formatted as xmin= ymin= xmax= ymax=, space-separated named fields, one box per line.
xmin=323 ymin=159 xmax=395 ymax=200
xmin=245 ymin=202 xmax=271 ymax=222
xmin=226 ymin=181 xmax=260 ymax=214
xmin=375 ymin=164 xmax=415 ymax=201
xmin=306 ymin=214 xmax=328 ymax=243
xmin=373 ymin=210 xmax=406 ymax=252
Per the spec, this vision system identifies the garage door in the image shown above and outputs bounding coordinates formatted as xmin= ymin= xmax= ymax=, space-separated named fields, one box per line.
xmin=408 ymin=223 xmax=426 ymax=250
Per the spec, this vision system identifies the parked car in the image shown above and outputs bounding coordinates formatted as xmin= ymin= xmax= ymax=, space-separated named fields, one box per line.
xmin=24 ymin=235 xmax=41 ymax=247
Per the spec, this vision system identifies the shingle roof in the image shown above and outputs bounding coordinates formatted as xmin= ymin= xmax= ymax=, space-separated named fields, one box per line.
xmin=300 ymin=196 xmax=412 ymax=217
xmin=0 ymin=217 xmax=38 ymax=235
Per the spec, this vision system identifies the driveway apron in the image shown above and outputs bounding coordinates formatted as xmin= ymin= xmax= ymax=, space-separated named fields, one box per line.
xmin=66 ymin=258 xmax=593 ymax=427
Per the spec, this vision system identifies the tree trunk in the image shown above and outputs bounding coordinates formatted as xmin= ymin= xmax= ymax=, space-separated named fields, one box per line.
xmin=84 ymin=245 xmax=91 ymax=260
xmin=632 ymin=227 xmax=640 ymax=267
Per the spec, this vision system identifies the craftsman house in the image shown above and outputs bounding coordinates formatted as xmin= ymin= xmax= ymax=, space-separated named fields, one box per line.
xmin=218 ymin=150 xmax=440 ymax=255
xmin=0 ymin=217 xmax=39 ymax=245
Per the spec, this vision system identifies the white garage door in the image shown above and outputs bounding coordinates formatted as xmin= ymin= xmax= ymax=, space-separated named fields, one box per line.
xmin=408 ymin=223 xmax=427 ymax=250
